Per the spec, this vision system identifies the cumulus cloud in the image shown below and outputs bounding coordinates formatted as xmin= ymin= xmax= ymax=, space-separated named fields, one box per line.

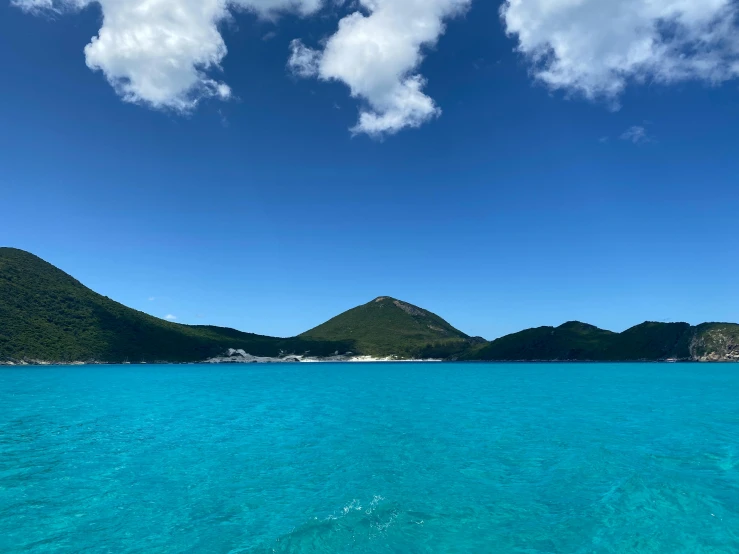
xmin=502 ymin=0 xmax=739 ymax=102
xmin=164 ymin=314 xmax=177 ymax=321
xmin=13 ymin=0 xmax=323 ymax=111
xmin=289 ymin=0 xmax=470 ymax=137
xmin=16 ymin=0 xmax=470 ymax=134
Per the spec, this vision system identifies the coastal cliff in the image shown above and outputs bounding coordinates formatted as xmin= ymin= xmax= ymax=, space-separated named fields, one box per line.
xmin=690 ymin=324 xmax=739 ymax=361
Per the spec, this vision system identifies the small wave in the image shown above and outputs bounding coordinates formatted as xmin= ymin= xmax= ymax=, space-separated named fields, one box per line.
xmin=365 ymin=495 xmax=384 ymax=515
xmin=251 ymin=495 xmax=403 ymax=553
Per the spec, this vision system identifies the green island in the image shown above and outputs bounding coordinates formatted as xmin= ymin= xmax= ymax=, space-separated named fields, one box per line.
xmin=1 ymin=247 xmax=737 ymax=364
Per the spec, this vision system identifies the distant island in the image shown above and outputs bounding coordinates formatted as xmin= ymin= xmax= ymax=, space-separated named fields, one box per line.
xmin=1 ymin=247 xmax=737 ymax=364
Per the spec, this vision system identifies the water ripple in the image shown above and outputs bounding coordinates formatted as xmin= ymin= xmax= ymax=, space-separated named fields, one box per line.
xmin=1 ymin=363 xmax=738 ymax=553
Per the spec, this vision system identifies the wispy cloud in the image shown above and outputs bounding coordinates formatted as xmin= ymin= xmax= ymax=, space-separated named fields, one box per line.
xmin=164 ymin=314 xmax=177 ymax=321
xmin=620 ymin=125 xmax=654 ymax=145
xmin=148 ymin=296 xmax=156 ymax=301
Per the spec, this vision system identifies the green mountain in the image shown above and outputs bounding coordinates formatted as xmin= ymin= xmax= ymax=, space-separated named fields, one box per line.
xmin=605 ymin=322 xmax=694 ymax=360
xmin=0 ymin=248 xmax=348 ymax=363
xmin=463 ymin=320 xmax=739 ymax=362
xmin=300 ymin=296 xmax=480 ymax=358
xmin=459 ymin=321 xmax=616 ymax=361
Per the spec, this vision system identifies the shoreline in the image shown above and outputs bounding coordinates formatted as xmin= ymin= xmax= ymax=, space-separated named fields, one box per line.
xmin=2 ymin=358 xmax=736 ymax=366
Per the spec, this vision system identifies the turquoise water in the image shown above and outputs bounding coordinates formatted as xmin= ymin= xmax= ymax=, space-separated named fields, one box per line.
xmin=1 ymin=363 xmax=738 ymax=553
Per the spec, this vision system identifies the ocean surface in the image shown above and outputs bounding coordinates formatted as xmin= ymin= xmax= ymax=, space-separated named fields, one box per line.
xmin=1 ymin=363 xmax=738 ymax=553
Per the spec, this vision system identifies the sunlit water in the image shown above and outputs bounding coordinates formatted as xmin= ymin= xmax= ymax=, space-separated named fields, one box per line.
xmin=1 ymin=363 xmax=738 ymax=553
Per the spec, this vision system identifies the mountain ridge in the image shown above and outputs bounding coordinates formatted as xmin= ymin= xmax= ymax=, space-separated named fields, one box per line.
xmin=1 ymin=247 xmax=738 ymax=363
xmin=461 ymin=320 xmax=738 ymax=362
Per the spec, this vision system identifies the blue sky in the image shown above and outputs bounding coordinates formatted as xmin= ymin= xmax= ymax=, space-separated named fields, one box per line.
xmin=1 ymin=0 xmax=738 ymax=339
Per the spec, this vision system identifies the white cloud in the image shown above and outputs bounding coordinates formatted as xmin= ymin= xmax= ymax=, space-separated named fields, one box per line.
xmin=11 ymin=0 xmax=54 ymax=11
xmin=620 ymin=125 xmax=653 ymax=144
xmin=164 ymin=314 xmax=177 ymax=321
xmin=502 ymin=0 xmax=739 ymax=103
xmin=288 ymin=39 xmax=320 ymax=77
xmin=16 ymin=0 xmax=470 ymax=134
xmin=148 ymin=296 xmax=156 ymax=301
xmin=289 ymin=0 xmax=470 ymax=137
xmin=13 ymin=0 xmax=324 ymax=112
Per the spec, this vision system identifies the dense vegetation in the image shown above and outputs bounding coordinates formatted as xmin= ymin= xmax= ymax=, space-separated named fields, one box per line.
xmin=300 ymin=296 xmax=479 ymax=358
xmin=0 ymin=248 xmax=349 ymax=362
xmin=462 ymin=320 xmax=739 ymax=361
xmin=459 ymin=321 xmax=617 ymax=361
xmin=2 ymin=248 xmax=737 ymax=363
